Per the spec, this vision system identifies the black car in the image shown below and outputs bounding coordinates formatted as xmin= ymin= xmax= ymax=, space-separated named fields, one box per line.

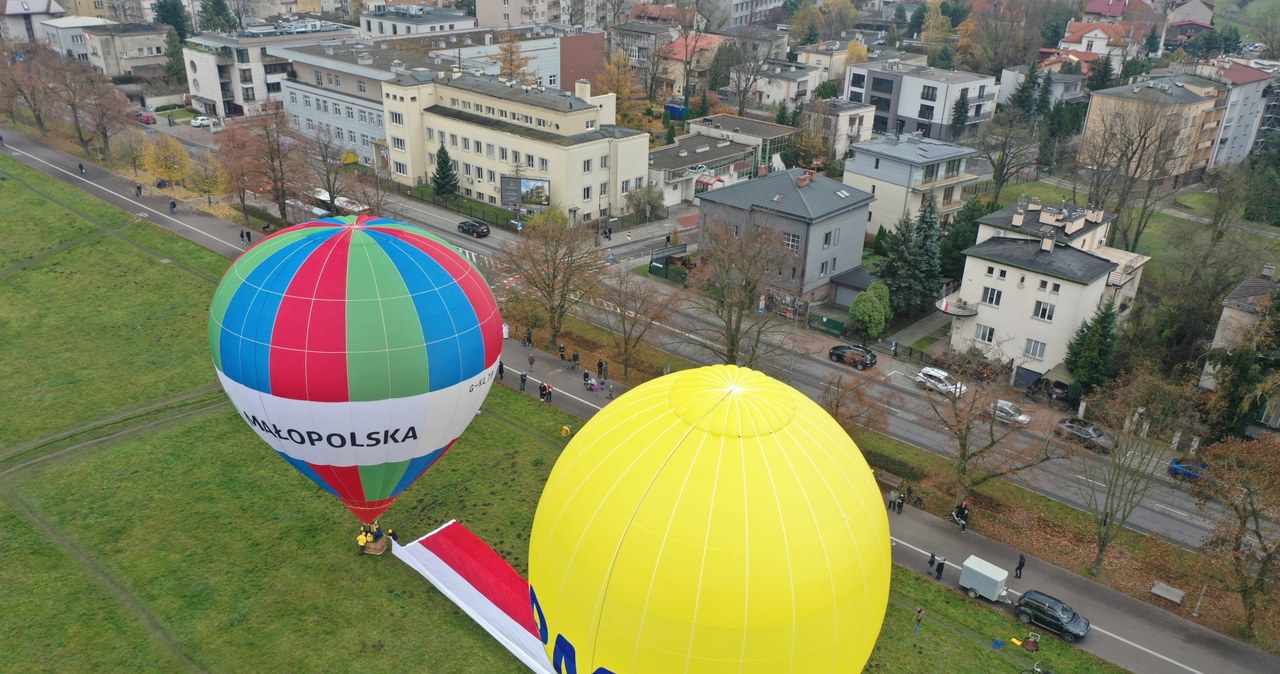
xmin=1014 ymin=590 xmax=1091 ymax=643
xmin=828 ymin=344 xmax=877 ymax=370
xmin=1055 ymin=418 xmax=1114 ymax=454
xmin=458 ymin=220 xmax=490 ymax=237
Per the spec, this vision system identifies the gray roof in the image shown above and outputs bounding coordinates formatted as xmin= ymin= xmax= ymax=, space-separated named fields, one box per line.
xmin=438 ymin=73 xmax=599 ymax=112
xmin=896 ymin=65 xmax=990 ymax=84
xmin=689 ymin=114 xmax=797 ymax=139
xmin=866 ymin=47 xmax=924 ymax=64
xmin=796 ymin=39 xmax=853 ymax=54
xmin=425 ymin=105 xmax=644 ymax=146
xmin=697 ymin=169 xmax=874 ymax=222
xmin=830 ymin=265 xmax=876 ymax=290
xmin=1223 ymin=276 xmax=1277 ymax=310
xmin=716 ymin=25 xmax=786 ymax=41
xmin=83 ymin=22 xmax=165 ymax=35
xmin=1006 ymin=64 xmax=1084 ymax=84
xmin=763 ymin=60 xmax=819 ymax=81
xmin=1094 ymin=75 xmax=1218 ymax=104
xmin=979 ymin=201 xmax=1115 ymax=244
xmin=852 ymin=134 xmax=976 ymax=164
xmin=964 ymin=238 xmax=1117 ymax=285
xmin=615 ymin=20 xmax=669 ymax=34
xmin=362 ymin=9 xmax=468 ymax=24
xmin=649 ymin=135 xmax=756 ymax=170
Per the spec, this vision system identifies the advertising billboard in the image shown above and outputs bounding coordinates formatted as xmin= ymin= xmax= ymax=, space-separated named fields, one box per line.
xmin=501 ymin=176 xmax=551 ymax=207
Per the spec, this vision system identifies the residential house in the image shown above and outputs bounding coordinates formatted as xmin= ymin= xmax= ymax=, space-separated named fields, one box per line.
xmin=2 ymin=0 xmax=65 ymax=43
xmin=996 ymin=65 xmax=1088 ymax=108
xmin=381 ymin=74 xmax=649 ymax=226
xmin=1167 ymin=0 xmax=1214 ymax=27
xmin=84 ymin=22 xmax=167 ymax=77
xmin=1057 ymin=21 xmax=1139 ymax=76
xmin=628 ymin=3 xmax=693 ymax=28
xmin=939 ymin=198 xmax=1150 ymax=380
xmin=1082 ymin=0 xmax=1126 ymax=21
xmin=844 ymin=60 xmax=996 ymax=140
xmin=723 ymin=0 xmax=785 ymax=27
xmin=715 ymin=24 xmax=789 ymax=62
xmin=841 ymin=132 xmax=983 ymax=233
xmin=358 ymin=7 xmax=476 ymax=37
xmin=1039 ymin=48 xmax=1104 ymax=76
xmin=1199 ymin=264 xmax=1275 ymax=392
xmin=648 ymin=133 xmax=758 ymax=206
xmin=800 ymin=97 xmax=874 ymax=161
xmin=1082 ymin=74 xmax=1224 ymax=188
xmin=657 ymin=32 xmax=724 ymax=102
xmin=685 ymin=113 xmax=798 ymax=173
xmin=753 ymin=59 xmax=822 ymax=107
xmin=796 ymin=39 xmax=864 ymax=83
xmin=40 ymin=15 xmax=112 ymax=61
xmin=612 ymin=21 xmax=676 ymax=98
xmin=697 ymin=168 xmax=875 ymax=305
xmin=60 ymin=0 xmax=108 ymax=20
xmin=184 ymin=19 xmax=359 ymax=119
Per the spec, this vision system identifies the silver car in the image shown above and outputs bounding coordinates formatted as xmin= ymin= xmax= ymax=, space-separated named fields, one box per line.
xmin=989 ymin=400 xmax=1031 ymax=426
xmin=915 ymin=367 xmax=967 ymax=397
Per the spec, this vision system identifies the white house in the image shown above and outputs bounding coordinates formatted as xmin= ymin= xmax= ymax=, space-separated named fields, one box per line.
xmin=358 ymin=7 xmax=476 ymax=38
xmin=40 ymin=15 xmax=111 ymax=61
xmin=3 ymin=0 xmax=65 ymax=44
xmin=647 ymin=133 xmax=757 ymax=206
xmin=1057 ymin=21 xmax=1140 ymax=75
xmin=844 ymin=60 xmax=996 ymax=140
xmin=841 ymin=132 xmax=984 ymax=233
xmin=939 ymin=198 xmax=1150 ymax=379
xmin=754 ymin=59 xmax=822 ymax=107
xmin=996 ymin=66 xmax=1088 ymax=108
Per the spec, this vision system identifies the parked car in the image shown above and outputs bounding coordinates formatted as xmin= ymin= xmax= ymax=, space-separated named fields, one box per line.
xmin=190 ymin=116 xmax=217 ymax=128
xmin=1055 ymin=418 xmax=1114 ymax=454
xmin=1014 ymin=590 xmax=1091 ymax=642
xmin=988 ymin=400 xmax=1031 ymax=426
xmin=1168 ymin=457 xmax=1211 ymax=482
xmin=915 ymin=367 xmax=967 ymax=397
xmin=137 ymin=113 xmax=157 ymax=124
xmin=457 ymin=220 xmax=490 ymax=237
xmin=828 ymin=344 xmax=877 ymax=370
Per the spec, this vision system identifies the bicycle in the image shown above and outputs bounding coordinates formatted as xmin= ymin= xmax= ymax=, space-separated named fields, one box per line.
xmin=1021 ymin=661 xmax=1053 ymax=674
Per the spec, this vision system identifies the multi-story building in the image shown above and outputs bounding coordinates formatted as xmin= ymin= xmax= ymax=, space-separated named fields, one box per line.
xmin=753 ymin=59 xmax=821 ymax=107
xmin=1173 ymin=61 xmax=1274 ymax=167
xmin=381 ymin=73 xmax=648 ymax=225
xmin=724 ymin=0 xmax=785 ymax=27
xmin=84 ymin=22 xmax=167 ymax=77
xmin=842 ymin=132 xmax=983 ymax=233
xmin=40 ymin=15 xmax=112 ymax=60
xmin=1167 ymin=0 xmax=1214 ymax=27
xmin=657 ymin=32 xmax=724 ymax=102
xmin=996 ymin=66 xmax=1088 ymax=108
xmin=1057 ymin=21 xmax=1139 ymax=75
xmin=183 ymin=19 xmax=359 ymax=119
xmin=358 ymin=7 xmax=476 ymax=37
xmin=102 ymin=0 xmax=155 ymax=24
xmin=60 ymin=0 xmax=108 ymax=20
xmin=844 ymin=60 xmax=995 ymax=140
xmin=795 ymin=39 xmax=861 ymax=82
xmin=1199 ymin=264 xmax=1276 ymax=392
xmin=938 ymin=199 xmax=1149 ymax=378
xmin=800 ymin=98 xmax=874 ymax=161
xmin=714 ymin=23 xmax=788 ymax=61
xmin=612 ymin=20 xmax=675 ymax=96
xmin=1082 ymin=74 xmax=1223 ymax=188
xmin=475 ymin=0 xmax=562 ymax=28
xmin=697 ymin=168 xmax=875 ymax=305
xmin=3 ymin=0 xmax=65 ymax=43
xmin=685 ymin=113 xmax=797 ymax=173
xmin=1082 ymin=0 xmax=1126 ymax=21
xmin=647 ymin=133 xmax=757 ymax=206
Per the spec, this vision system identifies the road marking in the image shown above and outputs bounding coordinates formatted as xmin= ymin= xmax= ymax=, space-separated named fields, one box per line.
xmin=1152 ymin=502 xmax=1191 ymax=518
xmin=1075 ymin=474 xmax=1106 ymax=488
xmin=512 ymin=370 xmax=602 ymax=412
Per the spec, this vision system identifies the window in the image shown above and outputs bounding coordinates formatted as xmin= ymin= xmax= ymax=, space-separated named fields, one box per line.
xmin=549 ymin=74 xmax=558 ymax=87
xmin=981 ymin=287 xmax=1002 ymax=306
xmin=474 ymin=138 xmax=482 ymax=153
xmin=427 ymin=151 xmax=435 ymax=164
xmin=462 ymin=138 xmax=470 ymax=151
xmin=539 ymin=157 xmax=549 ymax=171
xmin=449 ymin=133 xmax=458 ymax=147
xmin=426 ymin=128 xmax=435 ymax=141
xmin=636 ymin=177 xmax=644 ymax=188
xmin=998 ymin=269 xmax=1007 ymax=279
xmin=358 ymin=79 xmax=367 ymax=93
xmin=783 ymin=232 xmax=800 ymax=252
xmin=488 ymin=170 xmax=495 ymax=182
xmin=315 ymin=71 xmax=323 ymax=86
xmin=600 ymin=182 xmax=607 ymax=197
xmin=306 ymin=118 xmax=315 ymax=130
xmin=358 ymin=109 xmax=366 ymax=122
xmin=500 ymin=148 xmax=508 ymax=161
xmin=487 ymin=143 xmax=495 ymax=158
xmin=288 ymin=91 xmax=298 ymax=104
xmin=348 ymin=130 xmax=356 ymax=143
xmin=394 ymin=161 xmax=408 ymax=175
xmin=870 ymin=77 xmax=894 ymax=94
xmin=1033 ymin=301 xmax=1055 ymax=321
xmin=361 ymin=134 xmax=369 ymax=147
xmin=601 ymin=155 xmax=609 ymax=168
xmin=820 ymin=261 xmax=828 ymax=277
xmin=390 ymin=111 xmax=404 ymax=125
xmin=921 ymin=85 xmax=937 ymax=101
xmin=583 ymin=159 xmax=592 ymax=173
xmin=919 ymin=104 xmax=935 ymax=120
xmin=850 ymin=73 xmax=865 ymax=88
xmin=305 ymin=96 xmax=313 ymax=108
xmin=945 ymin=158 xmax=961 ymax=176
xmin=924 ymin=164 xmax=937 ymax=182
xmin=525 ymin=155 xmax=534 ymax=167
xmin=1039 ymin=280 xmax=1048 ymax=291
xmin=463 ymin=163 xmax=471 ymax=176
xmin=486 ymin=106 xmax=494 ymax=115
xmin=1051 ymin=283 xmax=1061 ymax=293
xmin=334 ymin=75 xmax=341 ymax=87
xmin=1025 ymin=339 xmax=1047 ymax=359
xmin=392 ymin=137 xmax=406 ymax=150
xmin=513 ymin=150 xmax=521 ymax=164
xmin=586 ymin=120 xmax=596 ymax=129
xmin=346 ymin=106 xmax=354 ymax=119
xmin=975 ymin=324 xmax=995 ymax=343
xmin=583 ymin=186 xmax=592 ymax=200
xmin=874 ymin=158 xmax=880 ymax=169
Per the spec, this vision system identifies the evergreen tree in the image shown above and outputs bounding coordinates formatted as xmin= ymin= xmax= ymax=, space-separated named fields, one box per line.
xmin=775 ymin=103 xmax=790 ymax=125
xmin=1036 ymin=72 xmax=1053 ymax=118
xmin=432 ymin=147 xmax=459 ymax=200
xmin=913 ymin=194 xmax=942 ymax=306
xmin=877 ymin=214 xmax=920 ymax=314
xmin=1086 ymin=56 xmax=1114 ymax=91
xmin=849 ymin=281 xmax=893 ymax=338
xmin=949 ymin=89 xmax=969 ymax=139
xmin=1144 ymin=24 xmax=1161 ymax=55
xmin=939 ymin=197 xmax=997 ymax=278
xmin=1009 ymin=62 xmax=1039 ymax=115
xmin=163 ymin=27 xmax=187 ymax=84
xmin=894 ymin=3 xmax=908 ymax=26
xmin=933 ymin=43 xmax=955 ymax=70
xmin=199 ymin=0 xmax=235 ymax=33
xmin=887 ymin=23 xmax=901 ymax=48
xmin=154 ymin=0 xmax=191 ymax=41
xmin=1064 ymin=299 xmax=1120 ymax=393
xmin=665 ymin=124 xmax=677 ymax=145
xmin=908 ymin=4 xmax=926 ymax=37
xmin=872 ymin=225 xmax=895 ymax=256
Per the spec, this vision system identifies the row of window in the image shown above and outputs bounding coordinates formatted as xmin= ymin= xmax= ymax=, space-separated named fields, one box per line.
xmin=291 ymin=115 xmax=375 ymax=148
xmin=979 ymin=286 xmax=1057 ymax=321
xmin=974 ymin=324 xmax=1048 ymax=359
xmin=445 ymin=92 xmax=574 ymax=128
xmin=291 ymin=91 xmax=383 ymax=127
xmin=364 ymin=20 xmax=459 ymax=36
xmin=422 ymin=152 xmax=646 ymax=198
xmin=986 ymin=265 xmax=1062 ymax=293
xmin=313 ymin=70 xmax=369 ymax=93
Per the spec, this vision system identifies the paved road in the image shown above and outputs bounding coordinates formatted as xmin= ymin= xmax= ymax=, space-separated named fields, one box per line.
xmin=4 ymin=126 xmax=1277 ymax=674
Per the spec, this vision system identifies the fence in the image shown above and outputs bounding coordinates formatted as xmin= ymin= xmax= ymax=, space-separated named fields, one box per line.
xmin=808 ymin=314 xmax=845 ymax=337
xmin=962 ymin=169 xmax=1041 ymax=198
xmin=403 ymin=187 xmax=667 ymax=234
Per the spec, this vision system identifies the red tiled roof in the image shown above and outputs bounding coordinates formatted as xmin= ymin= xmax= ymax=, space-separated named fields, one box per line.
xmin=1220 ymin=62 xmax=1275 ymax=85
xmin=1040 ymin=49 xmax=1103 ymax=75
xmin=1084 ymin=0 xmax=1126 ymax=17
xmin=659 ymin=33 xmax=724 ymax=60
xmin=1062 ymin=21 xmax=1133 ymax=46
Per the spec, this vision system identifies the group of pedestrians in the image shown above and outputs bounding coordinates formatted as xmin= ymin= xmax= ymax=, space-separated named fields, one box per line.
xmin=238 ymin=230 xmax=253 ymax=245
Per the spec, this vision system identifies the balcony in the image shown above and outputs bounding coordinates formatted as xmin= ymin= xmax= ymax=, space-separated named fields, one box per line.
xmin=912 ymin=171 xmax=980 ymax=191
xmin=972 ymin=91 xmax=995 ymax=103
xmin=936 ymin=292 xmax=978 ymax=317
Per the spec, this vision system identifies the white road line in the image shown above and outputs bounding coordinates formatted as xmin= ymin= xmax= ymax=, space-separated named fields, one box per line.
xmin=512 ymin=369 xmax=602 ymax=412
xmin=891 ymin=536 xmax=1208 ymax=674
xmin=1075 ymin=474 xmax=1106 ymax=488
xmin=1152 ymin=502 xmax=1191 ymax=518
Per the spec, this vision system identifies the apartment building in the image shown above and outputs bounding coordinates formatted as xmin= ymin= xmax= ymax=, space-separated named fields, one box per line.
xmin=714 ymin=23 xmax=788 ymax=60
xmin=475 ymin=0 xmax=563 ymax=28
xmin=1082 ymin=74 xmax=1223 ymax=188
xmin=1199 ymin=265 xmax=1276 ymax=392
xmin=842 ymin=132 xmax=984 ymax=233
xmin=795 ymin=39 xmax=862 ymax=83
xmin=84 ymin=22 xmax=167 ymax=77
xmin=724 ymin=0 xmax=785 ymax=27
xmin=1174 ymin=61 xmax=1274 ymax=167
xmin=41 ymin=15 xmax=112 ymax=61
xmin=685 ymin=113 xmax=798 ymax=173
xmin=657 ymin=32 xmax=724 ymax=102
xmin=382 ymin=73 xmax=648 ymax=224
xmin=612 ymin=20 xmax=675 ymax=96
xmin=996 ymin=66 xmax=1087 ymax=108
xmin=754 ymin=59 xmax=822 ymax=107
xmin=358 ymin=7 xmax=475 ymax=37
xmin=844 ymin=60 xmax=995 ymax=140
xmin=939 ymin=199 xmax=1149 ymax=377
xmin=648 ymin=133 xmax=757 ymax=206
xmin=184 ymin=19 xmax=358 ymax=119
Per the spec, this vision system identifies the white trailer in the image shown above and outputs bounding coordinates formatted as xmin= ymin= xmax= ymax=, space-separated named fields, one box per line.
xmin=958 ymin=555 xmax=1011 ymax=603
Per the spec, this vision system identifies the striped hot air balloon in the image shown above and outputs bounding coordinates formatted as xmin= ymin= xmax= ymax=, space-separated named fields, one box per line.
xmin=208 ymin=215 xmax=502 ymax=524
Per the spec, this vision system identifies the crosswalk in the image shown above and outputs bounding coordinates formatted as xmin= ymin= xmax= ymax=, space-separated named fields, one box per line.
xmin=457 ymin=247 xmax=520 ymax=289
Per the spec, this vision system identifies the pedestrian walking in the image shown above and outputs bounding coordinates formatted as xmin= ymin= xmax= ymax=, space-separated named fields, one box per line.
xmin=592 ymin=381 xmax=600 ymax=398
xmin=583 ymin=371 xmax=590 ymax=387
xmin=169 ymin=200 xmax=177 ymax=214
xmin=1015 ymin=553 xmax=1025 ymax=579
xmin=603 ymin=361 xmax=609 ymax=380
xmin=78 ymin=162 xmax=85 ymax=175
xmin=135 ymin=184 xmax=143 ymax=198
xmin=528 ymin=354 xmax=535 ymax=372
xmin=538 ymin=383 xmax=547 ymax=401
xmin=896 ymin=493 xmax=905 ymax=514
xmin=497 ymin=360 xmax=504 ymax=381
xmin=0 ymin=133 xmax=5 ymax=145
xmin=665 ymin=233 xmax=671 ymax=246
xmin=545 ymin=383 xmax=553 ymax=402
xmin=934 ymin=557 xmax=946 ymax=581
xmin=597 ymin=359 xmax=604 ymax=378
xmin=559 ymin=344 xmax=566 ymax=361
xmin=519 ymin=372 xmax=527 ymax=392
xmin=239 ymin=230 xmax=246 ymax=244
xmin=927 ymin=553 xmax=936 ymax=576
xmin=887 ymin=489 xmax=898 ymax=511
xmin=914 ymin=607 xmax=923 ymax=635
xmin=571 ymin=351 xmax=579 ymax=370
xmin=245 ymin=230 xmax=252 ymax=244
xmin=524 ymin=328 xmax=532 ymax=348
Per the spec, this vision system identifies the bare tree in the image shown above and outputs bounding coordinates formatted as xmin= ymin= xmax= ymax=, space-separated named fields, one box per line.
xmin=80 ymin=71 xmax=133 ymax=159
xmin=971 ymin=109 xmax=1039 ymax=205
xmin=0 ymin=42 xmax=59 ymax=137
xmin=226 ymin=0 xmax=252 ymax=29
xmin=49 ymin=57 xmax=99 ymax=155
xmin=641 ymin=30 xmax=674 ymax=102
xmin=600 ymin=0 xmax=634 ymax=52
xmin=304 ymin=123 xmax=350 ymax=214
xmin=671 ymin=0 xmax=726 ymax=106
xmin=246 ymin=101 xmax=305 ymax=221
xmin=1075 ymin=370 xmax=1197 ymax=575
xmin=494 ymin=206 xmax=606 ymax=348
xmin=598 ymin=264 xmax=671 ymax=379
xmin=955 ymin=0 xmax=1069 ymax=74
xmin=1199 ymin=436 xmax=1280 ymax=638
xmin=219 ymin=124 xmax=258 ymax=226
xmin=347 ymin=166 xmax=397 ymax=219
xmin=820 ymin=372 xmax=890 ymax=434
xmin=116 ymin=129 xmax=148 ymax=176
xmin=724 ymin=40 xmax=775 ymax=116
xmin=680 ymin=216 xmax=791 ymax=366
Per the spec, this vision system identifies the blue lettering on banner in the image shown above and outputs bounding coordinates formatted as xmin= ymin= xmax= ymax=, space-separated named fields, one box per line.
xmin=529 ymin=585 xmax=617 ymax=674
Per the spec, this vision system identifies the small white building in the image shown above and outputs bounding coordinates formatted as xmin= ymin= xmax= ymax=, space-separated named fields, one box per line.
xmin=996 ymin=66 xmax=1088 ymax=108
xmin=358 ymin=7 xmax=476 ymax=38
xmin=1057 ymin=21 xmax=1140 ymax=75
xmin=4 ymin=0 xmax=65 ymax=44
xmin=647 ymin=134 xmax=758 ymax=206
xmin=84 ymin=22 xmax=168 ymax=78
xmin=755 ymin=59 xmax=822 ymax=107
xmin=842 ymin=133 xmax=984 ymax=233
xmin=41 ymin=15 xmax=113 ymax=61
xmin=685 ymin=113 xmax=799 ymax=175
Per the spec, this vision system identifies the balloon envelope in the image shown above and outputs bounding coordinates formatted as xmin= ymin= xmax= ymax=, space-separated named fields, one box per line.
xmin=209 ymin=215 xmax=502 ymax=523
xmin=528 ymin=365 xmax=891 ymax=674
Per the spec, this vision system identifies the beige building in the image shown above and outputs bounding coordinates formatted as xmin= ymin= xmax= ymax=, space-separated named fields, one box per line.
xmin=84 ymin=23 xmax=167 ymax=77
xmin=795 ymin=39 xmax=861 ymax=83
xmin=939 ymin=199 xmax=1149 ymax=378
xmin=1199 ymin=266 xmax=1277 ymax=392
xmin=381 ymin=72 xmax=648 ymax=223
xmin=1082 ymin=75 xmax=1224 ymax=188
xmin=842 ymin=133 xmax=984 ymax=233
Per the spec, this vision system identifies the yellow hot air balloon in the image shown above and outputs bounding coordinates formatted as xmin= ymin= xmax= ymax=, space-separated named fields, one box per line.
xmin=528 ymin=365 xmax=891 ymax=674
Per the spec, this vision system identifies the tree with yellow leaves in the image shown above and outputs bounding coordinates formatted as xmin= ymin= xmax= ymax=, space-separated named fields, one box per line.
xmin=187 ymin=151 xmax=227 ymax=205
xmin=595 ymin=49 xmax=643 ymax=129
xmin=921 ymin=0 xmax=952 ymax=57
xmin=144 ymin=134 xmax=190 ymax=187
xmin=497 ymin=26 xmax=535 ymax=84
xmin=845 ymin=39 xmax=869 ymax=66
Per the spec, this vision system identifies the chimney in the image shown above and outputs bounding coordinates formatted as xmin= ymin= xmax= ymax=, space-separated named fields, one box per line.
xmin=575 ymin=79 xmax=591 ymax=99
xmin=1065 ymin=212 xmax=1085 ymax=235
xmin=1040 ymin=234 xmax=1055 ymax=253
xmin=1264 ymin=264 xmax=1276 ymax=280
xmin=1084 ymin=206 xmax=1104 ymax=223
xmin=1026 ymin=197 xmax=1042 ymax=211
xmin=1011 ymin=208 xmax=1024 ymax=227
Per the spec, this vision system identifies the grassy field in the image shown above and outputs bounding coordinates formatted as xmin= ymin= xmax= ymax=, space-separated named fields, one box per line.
xmin=0 ymin=151 xmax=1133 ymax=672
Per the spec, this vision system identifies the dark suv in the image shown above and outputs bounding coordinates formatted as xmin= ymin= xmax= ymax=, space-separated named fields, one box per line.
xmin=1014 ymin=590 xmax=1091 ymax=642
xmin=828 ymin=344 xmax=877 ymax=370
xmin=458 ymin=220 xmax=490 ymax=237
